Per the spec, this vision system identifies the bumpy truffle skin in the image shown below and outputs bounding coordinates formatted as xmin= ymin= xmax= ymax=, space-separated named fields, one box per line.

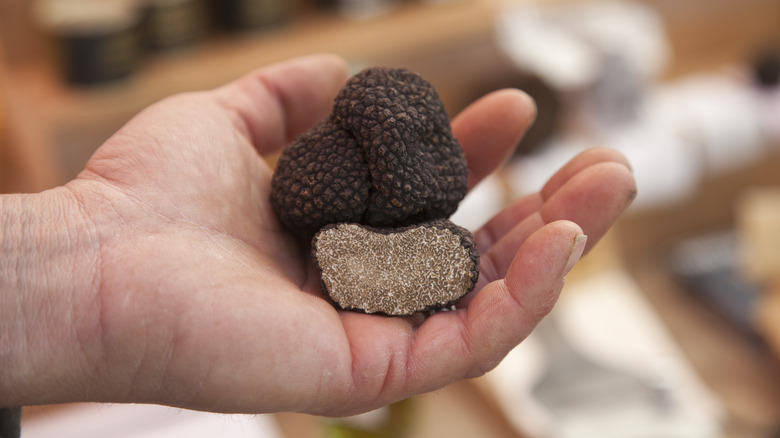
xmin=312 ymin=219 xmax=480 ymax=315
xmin=333 ymin=68 xmax=469 ymax=226
xmin=270 ymin=67 xmax=469 ymax=237
xmin=270 ymin=120 xmax=370 ymax=237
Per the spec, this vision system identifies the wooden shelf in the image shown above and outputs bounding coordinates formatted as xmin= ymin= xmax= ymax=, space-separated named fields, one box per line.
xmin=12 ymin=0 xmax=513 ymax=119
xmin=0 ymin=0 xmax=516 ymax=191
xmin=6 ymin=0 xmax=779 ymax=191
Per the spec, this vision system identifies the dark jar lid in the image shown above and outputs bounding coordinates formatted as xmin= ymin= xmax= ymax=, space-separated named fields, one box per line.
xmin=34 ymin=0 xmax=142 ymax=86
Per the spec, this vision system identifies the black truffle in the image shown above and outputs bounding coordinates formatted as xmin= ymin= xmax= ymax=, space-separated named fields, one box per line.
xmin=270 ymin=67 xmax=469 ymax=238
xmin=312 ymin=219 xmax=479 ymax=315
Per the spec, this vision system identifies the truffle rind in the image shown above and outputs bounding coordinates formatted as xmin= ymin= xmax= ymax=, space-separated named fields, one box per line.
xmin=312 ymin=219 xmax=480 ymax=315
xmin=270 ymin=67 xmax=469 ymax=237
xmin=270 ymin=120 xmax=370 ymax=237
xmin=332 ymin=68 xmax=468 ymax=226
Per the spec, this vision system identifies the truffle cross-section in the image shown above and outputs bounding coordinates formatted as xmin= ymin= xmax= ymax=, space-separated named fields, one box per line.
xmin=313 ymin=220 xmax=479 ymax=315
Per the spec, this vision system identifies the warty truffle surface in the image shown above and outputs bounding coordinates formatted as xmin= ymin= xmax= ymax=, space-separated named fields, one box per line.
xmin=270 ymin=67 xmax=469 ymax=238
xmin=312 ymin=219 xmax=480 ymax=315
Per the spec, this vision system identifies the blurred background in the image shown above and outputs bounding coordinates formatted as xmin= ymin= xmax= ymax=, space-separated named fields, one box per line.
xmin=3 ymin=0 xmax=780 ymax=437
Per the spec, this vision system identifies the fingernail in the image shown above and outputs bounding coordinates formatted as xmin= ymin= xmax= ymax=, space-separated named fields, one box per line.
xmin=565 ymin=234 xmax=588 ymax=275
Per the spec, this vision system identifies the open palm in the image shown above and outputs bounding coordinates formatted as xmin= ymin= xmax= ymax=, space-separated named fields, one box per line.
xmin=61 ymin=54 xmax=636 ymax=416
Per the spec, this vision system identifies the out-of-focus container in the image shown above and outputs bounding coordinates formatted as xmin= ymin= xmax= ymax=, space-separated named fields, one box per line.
xmin=334 ymin=0 xmax=400 ymax=20
xmin=211 ymin=0 xmax=289 ymax=33
xmin=314 ymin=0 xmax=338 ymax=9
xmin=34 ymin=0 xmax=141 ymax=86
xmin=140 ymin=0 xmax=208 ymax=52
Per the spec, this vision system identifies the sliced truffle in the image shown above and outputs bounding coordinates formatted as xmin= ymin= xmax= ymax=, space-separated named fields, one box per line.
xmin=312 ymin=219 xmax=479 ymax=315
xmin=270 ymin=67 xmax=468 ymax=238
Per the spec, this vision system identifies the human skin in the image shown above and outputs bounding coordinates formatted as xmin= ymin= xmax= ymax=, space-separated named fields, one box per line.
xmin=0 ymin=54 xmax=636 ymax=416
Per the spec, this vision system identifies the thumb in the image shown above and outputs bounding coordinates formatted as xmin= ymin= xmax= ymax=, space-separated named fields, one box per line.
xmin=459 ymin=220 xmax=586 ymax=375
xmin=213 ymin=54 xmax=349 ymax=155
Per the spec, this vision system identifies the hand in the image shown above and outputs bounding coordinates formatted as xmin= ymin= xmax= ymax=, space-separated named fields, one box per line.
xmin=0 ymin=54 xmax=636 ymax=416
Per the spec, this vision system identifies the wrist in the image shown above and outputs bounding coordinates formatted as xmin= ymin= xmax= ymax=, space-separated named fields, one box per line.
xmin=0 ymin=186 xmax=102 ymax=407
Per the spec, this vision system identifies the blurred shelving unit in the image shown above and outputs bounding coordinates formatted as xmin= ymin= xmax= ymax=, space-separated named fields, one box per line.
xmin=0 ymin=0 xmax=517 ymax=192
xmin=3 ymin=0 xmax=780 ymax=192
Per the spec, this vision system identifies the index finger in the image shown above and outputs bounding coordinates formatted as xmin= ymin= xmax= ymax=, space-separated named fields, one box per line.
xmin=451 ymin=89 xmax=537 ymax=189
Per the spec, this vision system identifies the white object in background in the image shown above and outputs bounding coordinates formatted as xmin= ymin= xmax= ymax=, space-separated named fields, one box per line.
xmin=450 ymin=172 xmax=506 ymax=232
xmin=605 ymin=123 xmax=703 ymax=212
xmin=495 ymin=1 xmax=670 ymax=92
xmin=504 ymin=125 xmax=703 ymax=212
xmin=482 ymin=332 xmax=552 ymax=437
xmin=495 ymin=6 xmax=598 ymax=91
xmin=503 ymin=136 xmax=584 ymax=199
xmin=482 ymin=269 xmax=724 ymax=438
xmin=649 ymin=72 xmax=767 ymax=176
xmin=549 ymin=1 xmax=670 ymax=82
xmin=22 ymin=404 xmax=283 ymax=438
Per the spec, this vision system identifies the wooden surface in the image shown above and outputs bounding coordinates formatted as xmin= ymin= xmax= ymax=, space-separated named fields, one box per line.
xmin=616 ymin=149 xmax=780 ymax=437
xmin=737 ymin=187 xmax=780 ymax=417
xmin=757 ymin=284 xmax=780 ymax=368
xmin=625 ymin=253 xmax=780 ymax=438
xmin=737 ymin=188 xmax=780 ymax=283
xmin=650 ymin=0 xmax=780 ymax=78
